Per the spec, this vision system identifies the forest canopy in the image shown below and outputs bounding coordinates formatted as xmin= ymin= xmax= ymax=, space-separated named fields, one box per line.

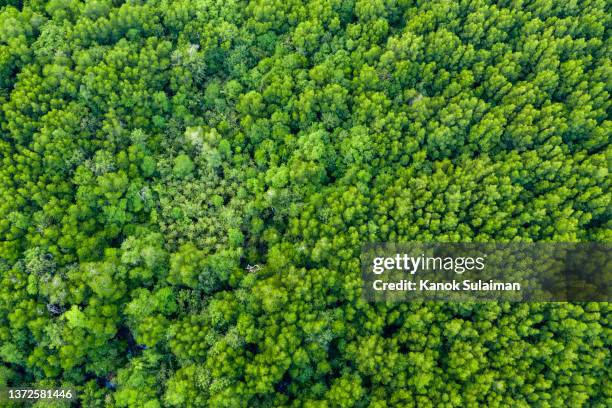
xmin=0 ymin=0 xmax=610 ymax=407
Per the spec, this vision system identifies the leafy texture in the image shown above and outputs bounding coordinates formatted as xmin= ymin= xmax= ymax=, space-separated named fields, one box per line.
xmin=0 ymin=0 xmax=610 ymax=407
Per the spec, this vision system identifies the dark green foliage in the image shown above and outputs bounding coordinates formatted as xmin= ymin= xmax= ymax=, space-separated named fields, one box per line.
xmin=0 ymin=0 xmax=610 ymax=407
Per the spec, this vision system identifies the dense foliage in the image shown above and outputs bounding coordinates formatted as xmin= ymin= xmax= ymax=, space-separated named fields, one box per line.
xmin=0 ymin=0 xmax=610 ymax=406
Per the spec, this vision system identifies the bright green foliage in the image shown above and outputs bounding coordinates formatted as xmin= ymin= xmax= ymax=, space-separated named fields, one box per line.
xmin=0 ymin=0 xmax=610 ymax=407
xmin=172 ymin=154 xmax=194 ymax=178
